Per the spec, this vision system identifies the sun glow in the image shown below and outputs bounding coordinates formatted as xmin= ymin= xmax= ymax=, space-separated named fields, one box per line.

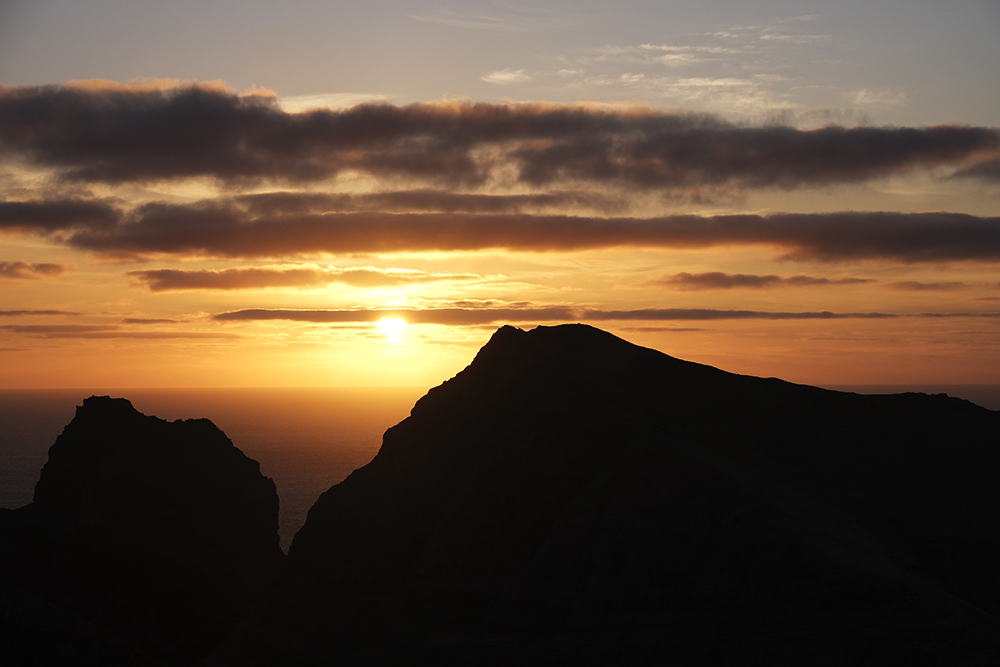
xmin=378 ymin=317 xmax=408 ymax=339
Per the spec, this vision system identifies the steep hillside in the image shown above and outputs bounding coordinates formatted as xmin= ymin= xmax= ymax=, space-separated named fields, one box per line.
xmin=220 ymin=324 xmax=1000 ymax=665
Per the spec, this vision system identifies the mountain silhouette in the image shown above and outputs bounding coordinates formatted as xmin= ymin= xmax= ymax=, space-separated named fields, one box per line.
xmin=217 ymin=324 xmax=1000 ymax=665
xmin=0 ymin=396 xmax=283 ymax=665
xmin=3 ymin=326 xmax=999 ymax=665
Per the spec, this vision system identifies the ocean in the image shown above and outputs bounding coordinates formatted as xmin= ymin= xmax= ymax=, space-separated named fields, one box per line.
xmin=2 ymin=384 xmax=997 ymax=552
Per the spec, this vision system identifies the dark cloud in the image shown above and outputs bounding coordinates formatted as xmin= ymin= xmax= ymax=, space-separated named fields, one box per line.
xmin=783 ymin=275 xmax=873 ymax=286
xmin=579 ymin=308 xmax=896 ymax=321
xmin=617 ymin=326 xmax=706 ymax=332
xmin=887 ymin=281 xmax=967 ymax=291
xmin=0 ymin=309 xmax=79 ymax=316
xmin=2 ymin=84 xmax=997 ymax=191
xmin=65 ymin=205 xmax=1000 ymax=264
xmin=212 ymin=306 xmax=1000 ymax=325
xmin=0 ymin=260 xmax=72 ymax=279
xmin=0 ymin=324 xmax=239 ymax=339
xmin=0 ymin=199 xmax=120 ymax=233
xmin=127 ymin=266 xmax=481 ymax=291
xmin=953 ymin=158 xmax=1000 ymax=182
xmin=120 ymin=318 xmax=187 ymax=324
xmin=1 ymin=324 xmax=117 ymax=334
xmin=658 ymin=271 xmax=873 ymax=289
xmin=237 ymin=190 xmax=624 ymax=216
xmin=212 ymin=307 xmax=577 ymax=326
xmin=914 ymin=312 xmax=1000 ymax=319
xmin=211 ymin=306 xmax=894 ymax=325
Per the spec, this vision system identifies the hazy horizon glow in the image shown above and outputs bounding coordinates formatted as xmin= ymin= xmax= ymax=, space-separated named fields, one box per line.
xmin=1 ymin=1 xmax=998 ymax=387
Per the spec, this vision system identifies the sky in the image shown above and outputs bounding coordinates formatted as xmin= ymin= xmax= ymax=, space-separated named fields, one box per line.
xmin=1 ymin=0 xmax=998 ymax=388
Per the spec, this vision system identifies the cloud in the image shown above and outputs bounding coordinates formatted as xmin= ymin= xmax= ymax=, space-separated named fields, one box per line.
xmin=0 ymin=324 xmax=239 ymax=339
xmin=580 ymin=308 xmax=895 ymax=321
xmin=413 ymin=15 xmax=531 ymax=31
xmin=127 ymin=266 xmax=481 ymax=291
xmin=851 ymin=88 xmax=907 ymax=109
xmin=886 ymin=281 xmax=967 ymax=291
xmin=62 ymin=205 xmax=1000 ymax=264
xmin=658 ymin=271 xmax=872 ymax=290
xmin=210 ymin=306 xmax=900 ymax=326
xmin=0 ymin=261 xmax=72 ymax=279
xmin=618 ymin=326 xmax=706 ymax=332
xmin=278 ymin=93 xmax=390 ymax=113
xmin=0 ymin=309 xmax=79 ymax=316
xmin=953 ymin=158 xmax=1000 ymax=182
xmin=481 ymin=69 xmax=533 ymax=84
xmin=235 ymin=189 xmax=624 ymax=215
xmin=120 ymin=317 xmax=187 ymax=324
xmin=409 ymin=6 xmax=573 ymax=32
xmin=0 ymin=199 xmax=121 ymax=233
xmin=212 ymin=307 xmax=578 ymax=326
xmin=2 ymin=84 xmax=997 ymax=191
xmin=576 ymin=43 xmax=738 ymax=69
xmin=64 ymin=78 xmax=187 ymax=93
xmin=655 ymin=53 xmax=701 ymax=67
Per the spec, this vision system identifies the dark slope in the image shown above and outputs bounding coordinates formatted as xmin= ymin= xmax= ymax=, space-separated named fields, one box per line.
xmin=0 ymin=396 xmax=284 ymax=665
xmin=217 ymin=324 xmax=1000 ymax=665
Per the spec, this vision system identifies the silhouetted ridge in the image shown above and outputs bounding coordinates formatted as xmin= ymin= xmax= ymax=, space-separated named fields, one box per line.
xmin=0 ymin=396 xmax=283 ymax=665
xmin=217 ymin=324 xmax=1000 ymax=666
xmin=4 ymin=330 xmax=998 ymax=665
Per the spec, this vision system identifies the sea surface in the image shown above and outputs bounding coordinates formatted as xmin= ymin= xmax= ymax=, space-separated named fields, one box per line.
xmin=1 ymin=384 xmax=997 ymax=552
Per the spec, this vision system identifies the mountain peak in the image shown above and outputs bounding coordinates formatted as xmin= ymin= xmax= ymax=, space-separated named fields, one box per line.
xmin=226 ymin=324 xmax=1000 ymax=665
xmin=2 ymin=395 xmax=284 ymax=663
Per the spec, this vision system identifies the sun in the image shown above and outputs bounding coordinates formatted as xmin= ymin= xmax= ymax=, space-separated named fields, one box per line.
xmin=377 ymin=317 xmax=408 ymax=339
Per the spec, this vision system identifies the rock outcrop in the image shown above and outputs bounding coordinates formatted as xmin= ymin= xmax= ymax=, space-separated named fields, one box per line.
xmin=0 ymin=396 xmax=283 ymax=665
xmin=219 ymin=324 xmax=1000 ymax=665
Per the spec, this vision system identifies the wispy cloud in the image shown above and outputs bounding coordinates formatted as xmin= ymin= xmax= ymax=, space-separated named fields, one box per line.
xmin=582 ymin=308 xmax=895 ymax=321
xmin=953 ymin=158 xmax=1000 ymax=183
xmin=409 ymin=5 xmax=574 ymax=32
xmin=213 ymin=306 xmax=577 ymax=326
xmin=0 ymin=261 xmax=72 ymax=279
xmin=128 ymin=266 xmax=482 ymax=291
xmin=120 ymin=317 xmax=187 ymax=324
xmin=886 ymin=281 xmax=967 ymax=291
xmin=234 ymin=189 xmax=623 ymax=216
xmin=0 ymin=309 xmax=80 ymax=317
xmin=481 ymin=68 xmax=533 ymax=85
xmin=656 ymin=272 xmax=873 ymax=290
xmin=278 ymin=93 xmax=389 ymax=113
xmin=212 ymin=305 xmax=1000 ymax=326
xmin=0 ymin=324 xmax=239 ymax=339
xmin=851 ymin=88 xmax=907 ymax=109
xmin=410 ymin=12 xmax=532 ymax=31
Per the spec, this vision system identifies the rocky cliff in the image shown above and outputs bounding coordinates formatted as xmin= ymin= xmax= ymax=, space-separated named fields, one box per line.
xmin=219 ymin=324 xmax=1000 ymax=665
xmin=0 ymin=396 xmax=283 ymax=665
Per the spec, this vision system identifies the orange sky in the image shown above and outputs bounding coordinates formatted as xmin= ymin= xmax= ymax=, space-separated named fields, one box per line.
xmin=1 ymin=3 xmax=999 ymax=388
